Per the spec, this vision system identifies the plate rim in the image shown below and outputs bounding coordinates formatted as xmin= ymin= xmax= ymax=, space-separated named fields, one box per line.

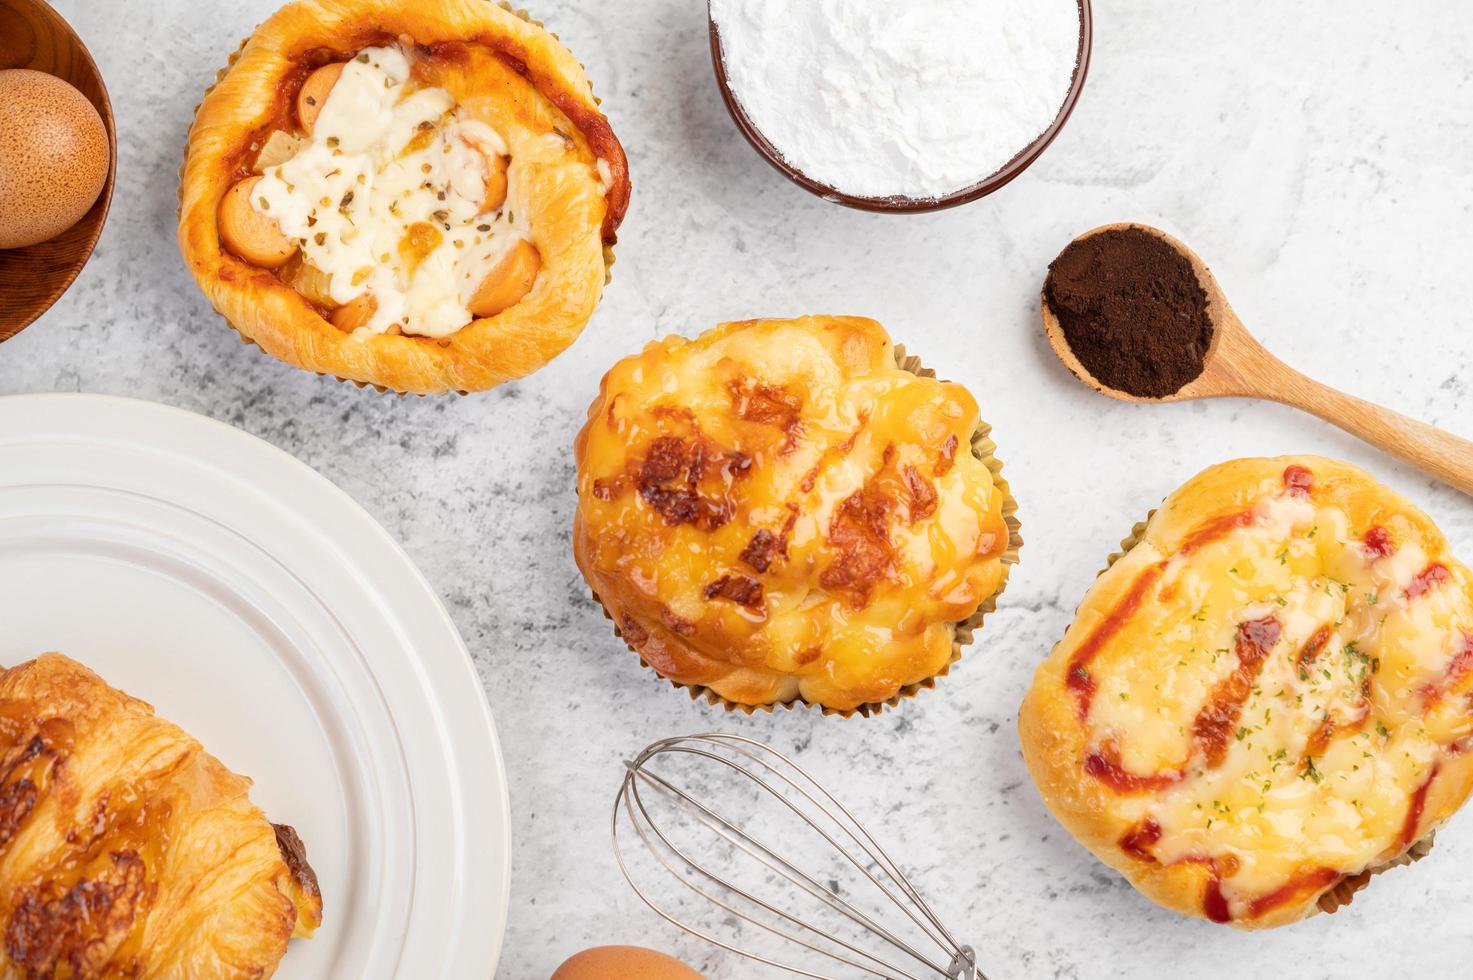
xmin=0 ymin=391 xmax=512 ymax=976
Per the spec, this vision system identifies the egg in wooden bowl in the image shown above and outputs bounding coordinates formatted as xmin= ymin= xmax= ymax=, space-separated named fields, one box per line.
xmin=0 ymin=69 xmax=108 ymax=249
xmin=0 ymin=0 xmax=116 ymax=342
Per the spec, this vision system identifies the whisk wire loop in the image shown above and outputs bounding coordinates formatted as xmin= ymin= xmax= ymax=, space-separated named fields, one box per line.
xmin=633 ymin=734 xmax=957 ymax=949
xmin=638 ymin=743 xmax=958 ymax=964
xmin=617 ymin=775 xmax=892 ymax=979
xmin=625 ymin=759 xmax=943 ymax=979
xmin=706 ymin=739 xmax=966 ymax=953
xmin=612 ymin=733 xmax=984 ymax=980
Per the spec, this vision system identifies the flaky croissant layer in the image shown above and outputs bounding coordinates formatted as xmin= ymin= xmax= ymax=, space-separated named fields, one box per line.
xmin=0 ymin=653 xmax=321 ymax=978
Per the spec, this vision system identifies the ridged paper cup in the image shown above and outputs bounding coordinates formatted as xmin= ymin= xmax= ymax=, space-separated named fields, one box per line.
xmin=1060 ymin=506 xmax=1433 ymax=912
xmin=596 ymin=343 xmax=1023 ymax=719
xmin=179 ymin=1 xmax=617 ymax=396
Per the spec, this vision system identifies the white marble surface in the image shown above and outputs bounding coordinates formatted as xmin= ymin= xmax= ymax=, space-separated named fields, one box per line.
xmin=6 ymin=1 xmax=1473 ymax=977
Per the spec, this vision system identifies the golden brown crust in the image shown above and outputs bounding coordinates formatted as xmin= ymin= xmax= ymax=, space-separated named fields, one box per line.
xmin=0 ymin=654 xmax=321 ymax=976
xmin=178 ymin=0 xmax=629 ymax=394
xmin=573 ymin=316 xmax=1016 ymax=714
xmin=1019 ymin=457 xmax=1473 ymax=929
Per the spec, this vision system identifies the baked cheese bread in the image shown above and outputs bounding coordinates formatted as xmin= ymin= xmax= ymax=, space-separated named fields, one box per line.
xmin=179 ymin=0 xmax=629 ymax=394
xmin=574 ymin=316 xmax=1017 ymax=714
xmin=0 ymin=654 xmax=321 ymax=976
xmin=1020 ymin=457 xmax=1473 ymax=928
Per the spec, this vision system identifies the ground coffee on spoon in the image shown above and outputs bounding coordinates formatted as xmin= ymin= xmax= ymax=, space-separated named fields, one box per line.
xmin=1044 ymin=227 xmax=1214 ymax=398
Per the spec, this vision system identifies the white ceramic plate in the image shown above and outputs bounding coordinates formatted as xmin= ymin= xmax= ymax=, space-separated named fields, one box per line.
xmin=0 ymin=394 xmax=509 ymax=978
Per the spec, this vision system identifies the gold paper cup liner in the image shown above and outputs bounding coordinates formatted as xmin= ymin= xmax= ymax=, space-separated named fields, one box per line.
xmin=179 ymin=2 xmax=617 ymax=396
xmin=1060 ymin=506 xmax=1434 ymax=912
xmin=595 ymin=344 xmax=1024 ymax=719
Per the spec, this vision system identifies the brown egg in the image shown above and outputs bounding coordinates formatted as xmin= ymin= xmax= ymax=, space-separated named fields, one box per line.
xmin=0 ymin=69 xmax=109 ymax=250
xmin=550 ymin=945 xmax=703 ymax=980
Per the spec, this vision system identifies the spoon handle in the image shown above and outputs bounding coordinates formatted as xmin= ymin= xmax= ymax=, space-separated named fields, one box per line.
xmin=1251 ymin=357 xmax=1473 ymax=497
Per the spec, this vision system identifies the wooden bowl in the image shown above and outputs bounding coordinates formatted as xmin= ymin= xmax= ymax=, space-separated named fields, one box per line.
xmin=0 ymin=0 xmax=116 ymax=343
xmin=708 ymin=0 xmax=1092 ymax=214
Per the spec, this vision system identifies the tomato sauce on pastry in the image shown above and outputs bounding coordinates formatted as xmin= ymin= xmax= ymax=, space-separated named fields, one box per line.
xmin=1020 ymin=457 xmax=1473 ymax=928
xmin=179 ymin=0 xmax=629 ymax=393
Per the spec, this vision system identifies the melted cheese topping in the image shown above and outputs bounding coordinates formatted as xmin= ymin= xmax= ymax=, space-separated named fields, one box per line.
xmin=253 ymin=46 xmax=530 ymax=337
xmin=1048 ymin=459 xmax=1473 ymax=923
xmin=573 ymin=316 xmax=1012 ymax=712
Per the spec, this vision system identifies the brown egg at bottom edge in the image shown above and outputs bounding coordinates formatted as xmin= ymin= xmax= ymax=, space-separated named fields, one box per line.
xmin=550 ymin=944 xmax=703 ymax=980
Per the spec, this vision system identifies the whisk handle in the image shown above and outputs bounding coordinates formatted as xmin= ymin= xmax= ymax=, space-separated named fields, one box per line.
xmin=948 ymin=946 xmax=985 ymax=980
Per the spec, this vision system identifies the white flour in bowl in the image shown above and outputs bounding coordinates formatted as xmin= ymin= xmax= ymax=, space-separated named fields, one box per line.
xmin=709 ymin=0 xmax=1081 ymax=201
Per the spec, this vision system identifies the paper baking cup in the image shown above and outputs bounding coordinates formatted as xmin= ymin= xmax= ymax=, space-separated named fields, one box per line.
xmin=596 ymin=344 xmax=1024 ymax=719
xmin=1069 ymin=508 xmax=1432 ymax=915
xmin=179 ymin=3 xmax=618 ymax=396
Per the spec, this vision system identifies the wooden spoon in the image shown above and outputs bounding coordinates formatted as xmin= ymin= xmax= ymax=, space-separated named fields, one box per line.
xmin=1043 ymin=222 xmax=1473 ymax=496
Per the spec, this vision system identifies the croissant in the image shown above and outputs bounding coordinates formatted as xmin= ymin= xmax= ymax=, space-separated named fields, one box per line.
xmin=0 ymin=654 xmax=321 ymax=977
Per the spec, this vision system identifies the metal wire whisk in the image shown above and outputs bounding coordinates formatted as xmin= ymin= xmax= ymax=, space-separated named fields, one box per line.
xmin=612 ymin=733 xmax=986 ymax=980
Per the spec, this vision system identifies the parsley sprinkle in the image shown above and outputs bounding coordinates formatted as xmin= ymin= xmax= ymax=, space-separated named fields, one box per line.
xmin=1302 ymin=757 xmax=1323 ymax=783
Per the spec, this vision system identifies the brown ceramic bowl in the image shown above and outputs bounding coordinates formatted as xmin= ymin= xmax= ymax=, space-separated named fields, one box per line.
xmin=709 ymin=0 xmax=1092 ymax=214
xmin=0 ymin=0 xmax=116 ymax=343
